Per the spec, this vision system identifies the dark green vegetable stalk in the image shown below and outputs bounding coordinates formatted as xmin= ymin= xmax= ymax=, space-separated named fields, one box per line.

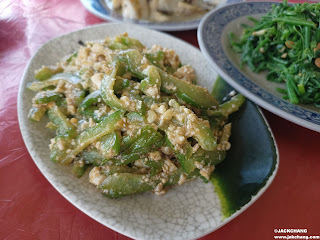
xmin=230 ymin=0 xmax=320 ymax=107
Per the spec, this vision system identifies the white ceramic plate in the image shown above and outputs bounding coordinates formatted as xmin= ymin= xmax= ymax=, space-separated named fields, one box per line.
xmin=198 ymin=1 xmax=320 ymax=133
xmin=18 ymin=23 xmax=278 ymax=240
xmin=80 ymin=0 xmax=234 ymax=31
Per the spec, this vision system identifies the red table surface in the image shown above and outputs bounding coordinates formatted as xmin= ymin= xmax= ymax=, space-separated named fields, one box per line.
xmin=1 ymin=0 xmax=320 ymax=239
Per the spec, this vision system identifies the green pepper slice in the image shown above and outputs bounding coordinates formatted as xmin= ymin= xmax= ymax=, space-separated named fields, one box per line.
xmin=98 ymin=167 xmax=195 ymax=198
xmin=141 ymin=65 xmax=161 ymax=98
xmin=100 ymin=62 xmax=126 ymax=110
xmin=145 ymin=158 xmax=164 ymax=177
xmin=114 ymin=125 xmax=163 ymax=165
xmin=165 ymin=136 xmax=195 ymax=175
xmin=145 ymin=51 xmax=165 ymax=69
xmin=72 ymin=161 xmax=87 ymax=178
xmin=118 ymin=49 xmax=218 ymax=109
xmin=79 ymin=90 xmax=101 ymax=112
xmin=207 ymin=94 xmax=246 ymax=118
xmin=28 ymin=106 xmax=47 ymax=121
xmin=118 ymin=49 xmax=147 ymax=79
xmin=169 ymin=99 xmax=217 ymax=151
xmin=82 ymin=149 xmax=108 ymax=166
xmin=159 ymin=69 xmax=218 ymax=109
xmin=28 ymin=73 xmax=81 ymax=92
xmin=100 ymin=131 xmax=122 ymax=159
xmin=34 ymin=91 xmax=64 ymax=104
xmin=47 ymin=105 xmax=77 ymax=138
xmin=51 ymin=110 xmax=123 ymax=165
xmin=35 ymin=66 xmax=63 ymax=81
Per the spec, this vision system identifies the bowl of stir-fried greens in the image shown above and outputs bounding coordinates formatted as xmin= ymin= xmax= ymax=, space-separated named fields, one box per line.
xmin=18 ymin=23 xmax=278 ymax=240
xmin=198 ymin=0 xmax=320 ymax=133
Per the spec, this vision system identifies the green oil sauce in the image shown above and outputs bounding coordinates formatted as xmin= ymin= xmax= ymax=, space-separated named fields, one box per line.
xmin=211 ymin=76 xmax=277 ymax=218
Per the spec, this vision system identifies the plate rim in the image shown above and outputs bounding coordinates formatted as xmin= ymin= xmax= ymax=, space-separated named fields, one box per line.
xmin=17 ymin=22 xmax=279 ymax=240
xmin=198 ymin=1 xmax=320 ymax=133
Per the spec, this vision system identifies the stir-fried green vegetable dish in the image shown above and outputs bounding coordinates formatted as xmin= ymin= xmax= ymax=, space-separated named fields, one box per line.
xmin=27 ymin=34 xmax=245 ymax=198
xmin=229 ymin=0 xmax=320 ymax=107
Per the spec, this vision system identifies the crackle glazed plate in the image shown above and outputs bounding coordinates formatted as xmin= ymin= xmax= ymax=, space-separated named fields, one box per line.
xmin=18 ymin=23 xmax=278 ymax=240
xmin=80 ymin=0 xmax=234 ymax=31
xmin=198 ymin=1 xmax=320 ymax=133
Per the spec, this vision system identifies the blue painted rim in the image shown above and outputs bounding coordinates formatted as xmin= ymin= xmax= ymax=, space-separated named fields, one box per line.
xmin=199 ymin=1 xmax=320 ymax=132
